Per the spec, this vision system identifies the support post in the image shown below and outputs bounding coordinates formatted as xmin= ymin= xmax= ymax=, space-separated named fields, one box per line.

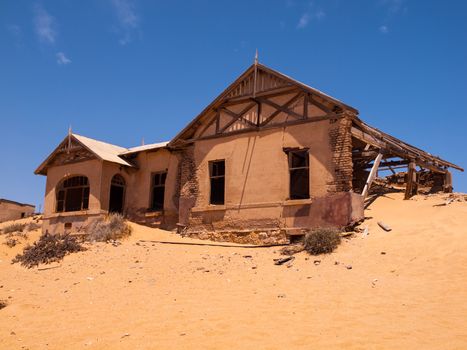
xmin=404 ymin=162 xmax=417 ymax=200
xmin=361 ymin=153 xmax=383 ymax=199
xmin=443 ymin=170 xmax=453 ymax=193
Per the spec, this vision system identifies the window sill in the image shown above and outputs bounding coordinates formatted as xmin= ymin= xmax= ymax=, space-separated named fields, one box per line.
xmin=45 ymin=210 xmax=103 ymax=219
xmin=282 ymin=198 xmax=313 ymax=206
xmin=191 ymin=205 xmax=226 ymax=212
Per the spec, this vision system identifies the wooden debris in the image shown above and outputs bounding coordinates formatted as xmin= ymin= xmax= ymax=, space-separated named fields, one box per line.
xmin=377 ymin=221 xmax=392 ymax=232
xmin=340 ymin=231 xmax=354 ymax=237
xmin=274 ymin=256 xmax=295 ymax=265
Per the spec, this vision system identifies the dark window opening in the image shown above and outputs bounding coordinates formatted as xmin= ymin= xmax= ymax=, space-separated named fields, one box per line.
xmin=56 ymin=176 xmax=90 ymax=212
xmin=287 ymin=149 xmax=310 ymax=200
xmin=209 ymin=160 xmax=225 ymax=205
xmin=109 ymin=174 xmax=125 ymax=213
xmin=151 ymin=172 xmax=167 ymax=210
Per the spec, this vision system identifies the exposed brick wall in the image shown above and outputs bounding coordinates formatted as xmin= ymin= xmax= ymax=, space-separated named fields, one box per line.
xmin=176 ymin=146 xmax=199 ymax=225
xmin=327 ymin=114 xmax=353 ymax=193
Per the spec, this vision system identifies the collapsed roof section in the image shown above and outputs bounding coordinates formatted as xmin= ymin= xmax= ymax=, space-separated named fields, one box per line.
xmin=351 ymin=117 xmax=463 ymax=174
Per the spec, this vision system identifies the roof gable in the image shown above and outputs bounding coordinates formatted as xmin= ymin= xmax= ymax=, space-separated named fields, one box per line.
xmin=168 ymin=63 xmax=357 ymax=146
xmin=35 ymin=134 xmax=132 ymax=175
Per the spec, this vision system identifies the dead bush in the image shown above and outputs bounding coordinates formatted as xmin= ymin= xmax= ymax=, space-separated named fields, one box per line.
xmin=86 ymin=213 xmax=132 ymax=242
xmin=4 ymin=238 xmax=19 ymax=248
xmin=1 ymin=223 xmax=26 ymax=235
xmin=26 ymin=222 xmax=41 ymax=231
xmin=12 ymin=233 xmax=86 ymax=268
xmin=304 ymin=228 xmax=341 ymax=255
xmin=0 ymin=300 xmax=7 ymax=310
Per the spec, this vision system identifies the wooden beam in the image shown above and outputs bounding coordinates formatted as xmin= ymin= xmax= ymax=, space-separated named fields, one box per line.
xmin=256 ymin=96 xmax=305 ymax=121
xmin=218 ymin=102 xmax=257 ymax=133
xmin=221 ymin=106 xmax=257 ymax=128
xmin=260 ymin=92 xmax=303 ymax=126
xmin=404 ymin=162 xmax=417 ymax=200
xmin=443 ymin=170 xmax=453 ymax=193
xmin=361 ymin=153 xmax=383 ymax=199
xmin=222 ymin=87 xmax=299 ymax=107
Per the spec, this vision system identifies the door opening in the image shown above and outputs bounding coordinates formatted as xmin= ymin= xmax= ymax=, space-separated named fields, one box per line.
xmin=109 ymin=174 xmax=125 ymax=214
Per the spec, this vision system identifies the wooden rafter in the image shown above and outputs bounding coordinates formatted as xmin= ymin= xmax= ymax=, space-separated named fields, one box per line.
xmin=260 ymin=92 xmax=303 ymax=126
xmin=218 ymin=102 xmax=257 ymax=133
xmin=256 ymin=96 xmax=304 ymax=121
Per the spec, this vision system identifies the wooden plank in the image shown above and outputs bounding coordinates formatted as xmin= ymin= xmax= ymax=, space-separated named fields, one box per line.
xmin=361 ymin=153 xmax=383 ymax=199
xmin=404 ymin=162 xmax=416 ymax=200
xmin=443 ymin=170 xmax=453 ymax=193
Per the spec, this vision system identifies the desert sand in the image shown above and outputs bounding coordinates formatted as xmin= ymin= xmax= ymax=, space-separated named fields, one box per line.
xmin=1 ymin=192 xmax=466 ymax=349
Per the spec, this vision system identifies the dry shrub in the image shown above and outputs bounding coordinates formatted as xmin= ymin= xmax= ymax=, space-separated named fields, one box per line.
xmin=1 ymin=223 xmax=26 ymax=235
xmin=26 ymin=222 xmax=41 ymax=231
xmin=4 ymin=238 xmax=19 ymax=248
xmin=304 ymin=227 xmax=341 ymax=255
xmin=86 ymin=213 xmax=132 ymax=242
xmin=12 ymin=233 xmax=86 ymax=268
xmin=0 ymin=300 xmax=7 ymax=310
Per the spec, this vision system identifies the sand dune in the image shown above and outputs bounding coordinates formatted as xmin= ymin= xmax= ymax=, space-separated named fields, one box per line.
xmin=1 ymin=192 xmax=466 ymax=349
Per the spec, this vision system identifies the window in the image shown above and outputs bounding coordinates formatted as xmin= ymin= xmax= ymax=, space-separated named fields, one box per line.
xmin=287 ymin=149 xmax=310 ymax=200
xmin=209 ymin=160 xmax=225 ymax=205
xmin=56 ymin=176 xmax=90 ymax=212
xmin=150 ymin=172 xmax=167 ymax=210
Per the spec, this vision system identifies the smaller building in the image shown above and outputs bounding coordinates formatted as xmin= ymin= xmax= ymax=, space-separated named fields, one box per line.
xmin=0 ymin=199 xmax=35 ymax=222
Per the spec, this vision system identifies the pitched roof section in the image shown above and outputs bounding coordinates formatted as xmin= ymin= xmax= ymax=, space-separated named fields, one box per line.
xmin=121 ymin=141 xmax=170 ymax=155
xmin=73 ymin=134 xmax=132 ymax=167
xmin=168 ymin=63 xmax=358 ymax=147
xmin=35 ymin=134 xmax=169 ymax=175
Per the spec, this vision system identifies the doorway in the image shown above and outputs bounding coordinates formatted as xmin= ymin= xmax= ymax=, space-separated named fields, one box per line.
xmin=109 ymin=174 xmax=125 ymax=213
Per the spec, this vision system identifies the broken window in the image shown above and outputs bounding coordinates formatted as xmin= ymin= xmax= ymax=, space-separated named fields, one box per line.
xmin=287 ymin=149 xmax=310 ymax=200
xmin=56 ymin=176 xmax=90 ymax=212
xmin=209 ymin=160 xmax=225 ymax=205
xmin=150 ymin=172 xmax=167 ymax=211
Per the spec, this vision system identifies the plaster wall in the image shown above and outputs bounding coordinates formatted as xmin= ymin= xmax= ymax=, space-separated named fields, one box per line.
xmin=42 ymin=159 xmax=104 ymax=233
xmin=185 ymin=119 xmax=349 ymax=233
xmin=0 ymin=202 xmax=35 ymax=222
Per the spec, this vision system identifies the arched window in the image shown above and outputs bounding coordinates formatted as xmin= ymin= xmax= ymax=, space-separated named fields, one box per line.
xmin=56 ymin=176 xmax=90 ymax=212
xmin=109 ymin=174 xmax=125 ymax=213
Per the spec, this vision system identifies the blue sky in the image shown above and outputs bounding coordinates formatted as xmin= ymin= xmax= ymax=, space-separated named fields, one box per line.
xmin=1 ymin=0 xmax=466 ymax=209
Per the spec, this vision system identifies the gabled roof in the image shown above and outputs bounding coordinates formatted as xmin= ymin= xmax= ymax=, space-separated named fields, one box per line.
xmin=168 ymin=63 xmax=358 ymax=147
xmin=73 ymin=134 xmax=132 ymax=166
xmin=35 ymin=133 xmax=170 ymax=175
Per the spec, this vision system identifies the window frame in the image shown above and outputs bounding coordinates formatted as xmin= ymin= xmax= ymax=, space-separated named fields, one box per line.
xmin=209 ymin=159 xmax=226 ymax=205
xmin=55 ymin=175 xmax=90 ymax=213
xmin=285 ymin=148 xmax=310 ymax=200
xmin=149 ymin=171 xmax=167 ymax=211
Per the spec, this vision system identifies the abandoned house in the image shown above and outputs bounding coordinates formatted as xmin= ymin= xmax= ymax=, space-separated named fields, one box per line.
xmin=35 ymin=62 xmax=463 ymax=244
xmin=0 ymin=199 xmax=35 ymax=223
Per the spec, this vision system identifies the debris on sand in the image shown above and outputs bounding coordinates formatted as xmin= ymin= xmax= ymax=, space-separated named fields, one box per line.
xmin=280 ymin=245 xmax=304 ymax=256
xmin=274 ymin=256 xmax=295 ymax=265
xmin=377 ymin=221 xmax=392 ymax=232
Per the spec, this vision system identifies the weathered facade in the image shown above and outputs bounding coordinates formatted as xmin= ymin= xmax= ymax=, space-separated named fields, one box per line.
xmin=35 ymin=63 xmax=463 ymax=243
xmin=0 ymin=199 xmax=35 ymax=222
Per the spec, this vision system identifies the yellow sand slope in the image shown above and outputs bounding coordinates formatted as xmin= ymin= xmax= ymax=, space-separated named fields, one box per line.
xmin=0 ymin=192 xmax=466 ymax=349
